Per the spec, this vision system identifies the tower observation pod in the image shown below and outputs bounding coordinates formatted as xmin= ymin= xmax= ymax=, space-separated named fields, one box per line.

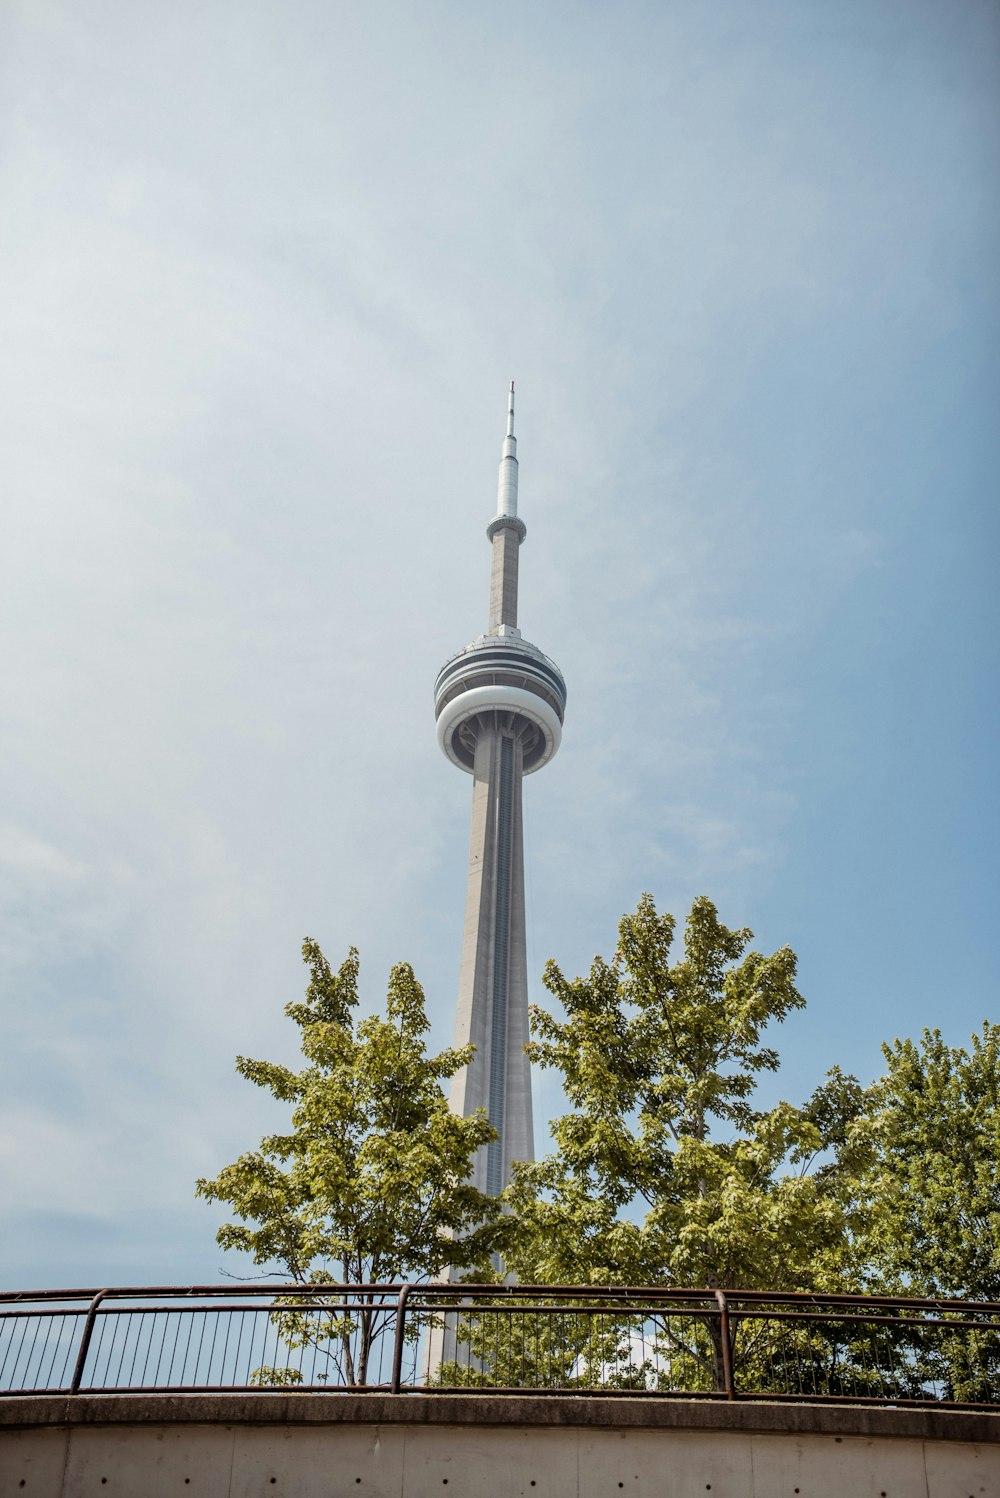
xmin=434 ymin=383 xmax=567 ymax=1198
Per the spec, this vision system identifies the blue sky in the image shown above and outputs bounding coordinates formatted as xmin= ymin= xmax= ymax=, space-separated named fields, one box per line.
xmin=1 ymin=0 xmax=997 ymax=1288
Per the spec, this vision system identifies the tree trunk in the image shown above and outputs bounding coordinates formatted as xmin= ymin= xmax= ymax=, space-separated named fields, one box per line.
xmin=707 ymin=1317 xmax=729 ymax=1394
xmin=705 ymin=1271 xmax=731 ymax=1395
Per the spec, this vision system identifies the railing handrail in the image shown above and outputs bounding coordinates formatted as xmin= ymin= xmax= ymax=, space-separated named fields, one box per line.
xmin=4 ymin=1284 xmax=998 ymax=1314
xmin=2 ymin=1284 xmax=996 ymax=1408
xmin=0 ymin=1283 xmax=406 ymax=1305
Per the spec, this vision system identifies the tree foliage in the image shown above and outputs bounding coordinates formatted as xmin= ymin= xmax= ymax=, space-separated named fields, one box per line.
xmin=198 ymin=939 xmax=502 ymax=1284
xmin=504 ymin=895 xmax=864 ymax=1295
xmin=197 ymin=940 xmax=503 ymax=1382
xmin=851 ymin=1023 xmax=1000 ymax=1303
xmin=195 ymin=905 xmax=998 ymax=1395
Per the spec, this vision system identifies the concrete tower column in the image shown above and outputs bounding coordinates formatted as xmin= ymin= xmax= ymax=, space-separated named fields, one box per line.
xmin=449 ymin=723 xmax=532 ymax=1195
xmin=488 ymin=527 xmax=520 ymax=632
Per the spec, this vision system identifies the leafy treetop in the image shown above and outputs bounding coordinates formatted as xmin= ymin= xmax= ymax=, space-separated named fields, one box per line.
xmin=850 ymin=1022 xmax=1000 ymax=1302
xmin=505 ymin=894 xmax=863 ymax=1292
xmin=197 ymin=939 xmax=503 ymax=1287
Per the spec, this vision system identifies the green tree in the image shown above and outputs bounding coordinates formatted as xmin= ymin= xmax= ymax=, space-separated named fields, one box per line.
xmin=197 ymin=939 xmax=502 ymax=1385
xmin=852 ymin=1023 xmax=1000 ymax=1304
xmin=503 ymin=895 xmax=864 ymax=1390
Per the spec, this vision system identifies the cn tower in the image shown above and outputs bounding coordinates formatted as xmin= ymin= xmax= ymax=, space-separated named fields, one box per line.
xmin=434 ymin=384 xmax=567 ymax=1196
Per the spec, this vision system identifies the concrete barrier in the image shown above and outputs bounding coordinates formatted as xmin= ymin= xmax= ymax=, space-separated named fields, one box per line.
xmin=2 ymin=1392 xmax=997 ymax=1497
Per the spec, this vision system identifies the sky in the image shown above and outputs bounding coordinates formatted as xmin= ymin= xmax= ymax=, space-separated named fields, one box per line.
xmin=1 ymin=0 xmax=997 ymax=1290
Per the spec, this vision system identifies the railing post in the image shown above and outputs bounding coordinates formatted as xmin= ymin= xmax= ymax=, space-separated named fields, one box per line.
xmin=713 ymin=1289 xmax=736 ymax=1400
xmin=69 ymin=1290 xmax=109 ymax=1394
xmin=390 ymin=1284 xmax=413 ymax=1394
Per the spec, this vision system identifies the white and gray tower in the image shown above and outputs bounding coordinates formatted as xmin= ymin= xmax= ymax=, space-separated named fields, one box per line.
xmin=434 ymin=384 xmax=567 ymax=1196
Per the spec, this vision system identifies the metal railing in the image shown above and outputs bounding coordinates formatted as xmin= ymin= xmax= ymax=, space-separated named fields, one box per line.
xmin=1 ymin=1285 xmax=997 ymax=1408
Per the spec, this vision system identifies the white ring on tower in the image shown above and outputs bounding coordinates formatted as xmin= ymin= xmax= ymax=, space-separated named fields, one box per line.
xmin=436 ymin=685 xmax=563 ymax=775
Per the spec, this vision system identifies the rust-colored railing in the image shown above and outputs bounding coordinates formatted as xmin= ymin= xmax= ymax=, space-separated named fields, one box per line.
xmin=1 ymin=1284 xmax=997 ymax=1408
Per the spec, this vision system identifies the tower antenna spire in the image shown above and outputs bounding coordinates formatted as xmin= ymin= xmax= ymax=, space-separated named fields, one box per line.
xmin=496 ymin=380 xmax=518 ymax=518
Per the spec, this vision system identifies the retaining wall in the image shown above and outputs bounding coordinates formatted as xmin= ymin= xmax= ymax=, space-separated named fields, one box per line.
xmin=2 ymin=1392 xmax=997 ymax=1498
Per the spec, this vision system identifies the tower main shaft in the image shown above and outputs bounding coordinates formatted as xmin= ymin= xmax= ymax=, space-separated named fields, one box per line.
xmin=434 ymin=385 xmax=566 ymax=1196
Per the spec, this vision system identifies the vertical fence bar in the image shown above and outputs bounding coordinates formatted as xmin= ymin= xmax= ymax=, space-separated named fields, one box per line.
xmin=713 ymin=1290 xmax=736 ymax=1401
xmin=69 ymin=1291 xmax=109 ymax=1394
xmin=390 ymin=1284 xmax=413 ymax=1394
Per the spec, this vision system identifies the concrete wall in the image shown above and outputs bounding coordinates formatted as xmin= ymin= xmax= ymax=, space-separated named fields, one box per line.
xmin=2 ymin=1392 xmax=997 ymax=1498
